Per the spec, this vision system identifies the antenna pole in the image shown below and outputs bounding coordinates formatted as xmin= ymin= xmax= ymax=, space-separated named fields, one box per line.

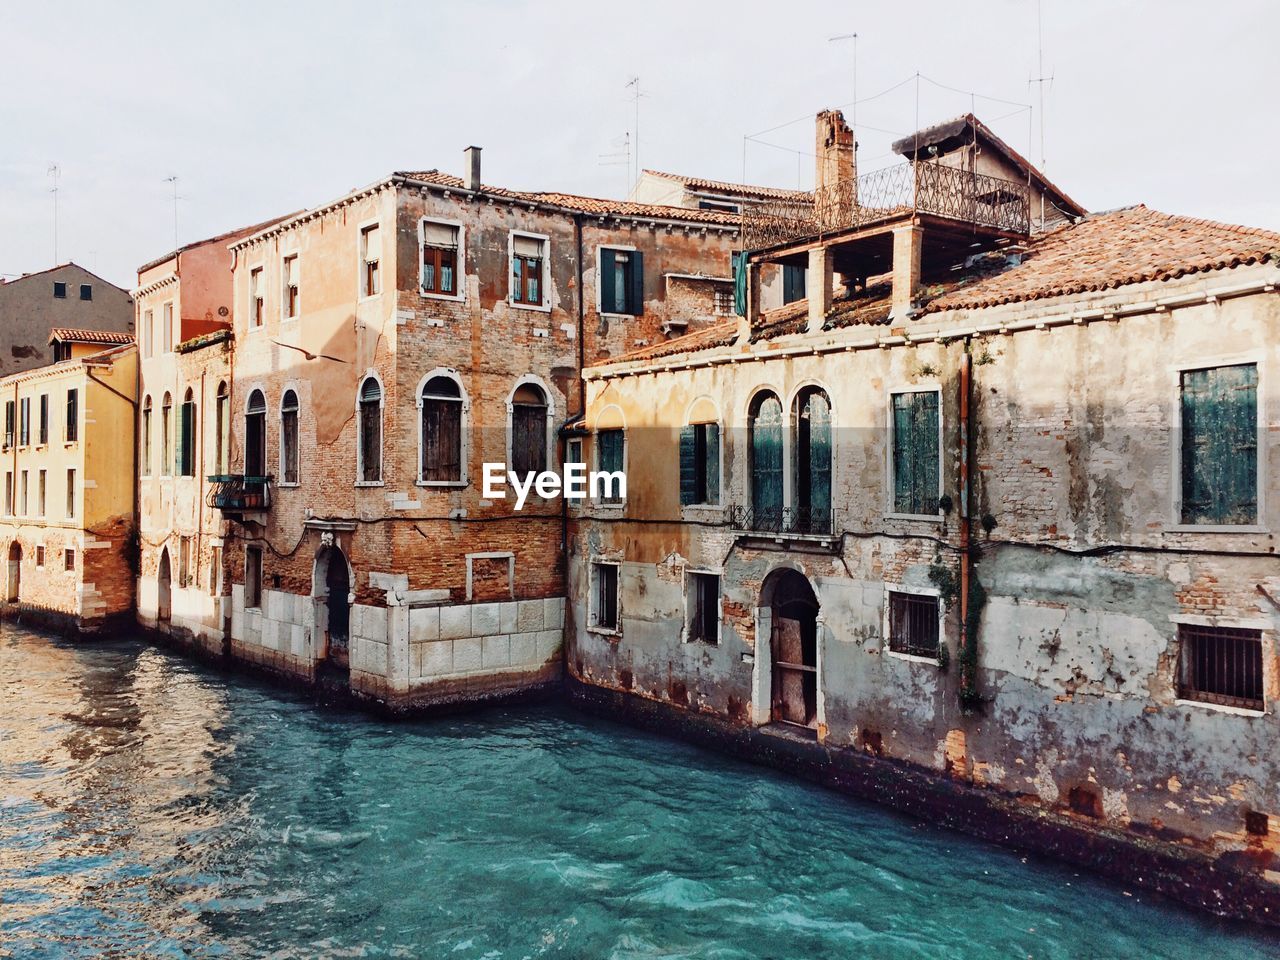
xmin=164 ymin=175 xmax=180 ymax=250
xmin=828 ymin=32 xmax=858 ymax=152
xmin=1028 ymin=0 xmax=1053 ymax=226
xmin=48 ymin=164 xmax=60 ymax=263
xmin=625 ymin=77 xmax=641 ymax=190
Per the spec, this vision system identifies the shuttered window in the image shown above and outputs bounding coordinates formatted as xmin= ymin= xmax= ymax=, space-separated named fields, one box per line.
xmin=422 ymin=221 xmax=458 ymax=296
xmin=65 ymin=388 xmax=79 ymax=442
xmin=160 ymin=393 xmax=172 ymax=475
xmin=794 ymin=388 xmax=832 ymax=533
xmin=421 ymin=376 xmax=463 ymax=482
xmin=282 ymin=254 xmax=299 ymax=318
xmin=18 ymin=398 xmax=29 ymax=447
xmin=244 ymin=390 xmax=266 ymax=477
xmin=358 ymin=377 xmax=382 ymax=482
xmin=142 ymin=398 xmax=152 ymax=475
xmin=280 ymin=389 xmax=299 ymax=484
xmin=179 ymin=390 xmax=196 ymax=477
xmin=782 ymin=263 xmax=806 ymax=304
xmin=361 ymin=225 xmax=382 ymax=297
xmin=511 ymin=384 xmax=548 ymax=476
xmin=38 ymin=394 xmax=48 ymax=445
xmin=214 ymin=383 xmax=229 ymax=474
xmin=892 ymin=391 xmax=940 ymax=516
xmin=679 ymin=422 xmax=720 ymax=506
xmin=511 ymin=234 xmax=545 ymax=306
xmin=749 ymin=392 xmax=783 ymax=529
xmin=2 ymin=401 xmax=12 ymax=449
xmin=596 ymin=429 xmax=625 ymax=503
xmin=599 ymin=248 xmax=644 ymax=315
xmin=1181 ymin=363 xmax=1257 ymax=525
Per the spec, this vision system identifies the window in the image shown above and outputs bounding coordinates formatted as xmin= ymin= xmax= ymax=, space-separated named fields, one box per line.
xmin=793 ymin=387 xmax=832 ymax=533
xmin=713 ymin=288 xmax=734 ymax=317
xmin=686 ymin=572 xmax=720 ymax=644
xmin=18 ymin=397 xmax=29 ymax=446
xmin=37 ymin=470 xmax=45 ymax=517
xmin=679 ymin=421 xmax=720 ymax=506
xmin=245 ymin=545 xmax=263 ymax=609
xmin=280 ymin=389 xmax=299 ymax=484
xmin=53 ymin=341 xmax=71 ymax=362
xmin=782 ymin=263 xmax=806 ymax=304
xmin=178 ymin=536 xmax=191 ymax=588
xmin=596 ymin=428 xmax=625 ymax=504
xmin=419 ymin=375 xmax=463 ymax=483
xmin=65 ymin=388 xmax=78 ymax=442
xmin=141 ymin=396 xmax=153 ymax=475
xmin=1177 ymin=623 xmax=1264 ymax=711
xmin=65 ymin=468 xmax=76 ymax=519
xmin=19 ymin=471 xmax=27 ymax=516
xmin=38 ymin=394 xmax=48 ymax=445
xmin=888 ymin=591 xmax=940 ymax=659
xmin=891 ymin=390 xmax=940 ymax=516
xmin=215 ymin=382 xmax=229 ymax=474
xmin=1181 ymin=363 xmax=1257 ymax=525
xmin=160 ymin=393 xmax=172 ymax=475
xmin=35 ymin=545 xmax=44 ymax=568
xmin=749 ymin=391 xmax=783 ymax=529
xmin=358 ymin=376 xmax=382 ymax=483
xmin=511 ymin=234 xmax=545 ymax=306
xmin=64 ymin=548 xmax=75 ymax=572
xmin=599 ymin=247 xmax=643 ymax=315
xmin=162 ymin=301 xmax=174 ymax=353
xmin=210 ymin=545 xmax=222 ymax=596
xmin=249 ymin=267 xmax=264 ymax=327
xmin=53 ymin=281 xmax=67 ymax=298
xmin=565 ymin=437 xmax=583 ymax=467
xmin=245 ymin=390 xmax=267 ymax=478
xmin=80 ymin=283 xmax=92 ymax=301
xmin=179 ymin=388 xmax=196 ymax=477
xmin=143 ymin=309 xmax=154 ymax=359
xmin=361 ymin=224 xmax=381 ymax=297
xmin=510 ymin=383 xmax=548 ymax=476
xmin=3 ymin=400 xmax=13 ymax=449
xmin=282 ymin=254 xmax=299 ymax=319
xmin=591 ymin=561 xmax=619 ymax=632
xmin=421 ymin=221 xmax=459 ymax=297
xmin=3 ymin=472 xmax=11 ymax=516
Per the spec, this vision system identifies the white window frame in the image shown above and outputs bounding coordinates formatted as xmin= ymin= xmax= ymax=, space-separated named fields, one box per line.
xmin=681 ymin=396 xmax=726 ymax=519
xmin=596 ymin=243 xmax=638 ymax=318
xmin=143 ymin=308 xmax=154 ymax=359
xmin=882 ymin=582 xmax=946 ymax=665
xmin=1167 ymin=352 xmax=1266 ymax=534
xmin=682 ymin=567 xmax=723 ymax=644
xmin=418 ymin=216 xmax=465 ymax=303
xmin=355 ymin=370 xmax=385 ymax=487
xmin=508 ymin=230 xmax=551 ymax=313
xmin=592 ymin=405 xmax=627 ymax=511
xmin=246 ymin=263 xmax=266 ymax=332
xmin=505 ymin=374 xmax=556 ymax=478
xmin=415 ymin=367 xmax=470 ymax=488
xmin=278 ymin=385 xmax=301 ymax=488
xmin=1169 ymin=614 xmax=1271 ymax=716
xmin=34 ymin=543 xmax=44 ymax=569
xmin=280 ymin=251 xmax=300 ymax=323
xmin=162 ymin=299 xmax=176 ymax=353
xmin=358 ymin=219 xmax=383 ymax=302
xmin=884 ymin=383 xmax=945 ymax=523
xmin=588 ymin=557 xmax=622 ymax=636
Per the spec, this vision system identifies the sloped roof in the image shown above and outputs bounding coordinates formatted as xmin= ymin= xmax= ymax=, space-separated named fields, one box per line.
xmin=137 ymin=213 xmax=300 ymax=274
xmin=48 ymin=327 xmax=135 ymax=346
xmin=639 ymin=169 xmax=812 ymax=203
xmin=609 ymin=321 xmax=740 ymax=364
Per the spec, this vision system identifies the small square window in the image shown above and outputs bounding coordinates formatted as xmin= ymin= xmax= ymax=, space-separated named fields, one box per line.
xmin=79 ymin=284 xmax=92 ymax=301
xmin=64 ymin=548 xmax=75 ymax=572
xmin=887 ymin=591 xmax=940 ymax=659
xmin=35 ymin=545 xmax=44 ymax=568
xmin=53 ymin=281 xmax=67 ymax=299
xmin=686 ymin=572 xmax=720 ymax=644
xmin=1177 ymin=623 xmax=1264 ymax=711
xmin=591 ymin=561 xmax=619 ymax=632
xmin=245 ymin=545 xmax=263 ymax=609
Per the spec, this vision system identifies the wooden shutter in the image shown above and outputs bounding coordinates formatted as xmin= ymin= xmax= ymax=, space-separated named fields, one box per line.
xmin=360 ymin=398 xmax=381 ymax=482
xmin=512 ymin=403 xmax=547 ymax=475
xmin=180 ymin=402 xmax=194 ymax=475
xmin=751 ymin=397 xmax=783 ymax=527
xmin=599 ymin=249 xmax=617 ymax=313
xmin=627 ymin=250 xmax=645 ymax=315
xmin=783 ymin=264 xmax=806 ymax=304
xmin=679 ymin=425 xmax=697 ymax=505
xmin=423 ymin=398 xmax=462 ymax=481
xmin=1181 ymin=364 xmax=1257 ymax=524
xmin=66 ymin=389 xmax=78 ymax=442
xmin=705 ymin=423 xmax=720 ymax=504
xmin=806 ymin=394 xmax=832 ymax=526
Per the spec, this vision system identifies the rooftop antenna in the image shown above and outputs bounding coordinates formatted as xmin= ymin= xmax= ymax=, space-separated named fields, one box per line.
xmin=828 ymin=32 xmax=858 ymax=147
xmin=624 ymin=77 xmax=646 ymax=190
xmin=47 ymin=163 xmax=60 ymax=263
xmin=599 ymin=132 xmax=631 ymax=198
xmin=163 ymin=175 xmax=181 ymax=250
xmin=1028 ymin=0 xmax=1054 ymax=225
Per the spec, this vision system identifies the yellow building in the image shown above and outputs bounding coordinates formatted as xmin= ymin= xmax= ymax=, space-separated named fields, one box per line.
xmin=0 ymin=329 xmax=137 ymax=633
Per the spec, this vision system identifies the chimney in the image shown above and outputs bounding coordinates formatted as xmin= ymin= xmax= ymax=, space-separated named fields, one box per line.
xmin=814 ymin=109 xmax=856 ymax=228
xmin=464 ymin=146 xmax=482 ymax=191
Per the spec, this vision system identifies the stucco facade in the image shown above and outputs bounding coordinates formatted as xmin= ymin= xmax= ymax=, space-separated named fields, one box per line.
xmin=0 ymin=264 xmax=133 ymax=376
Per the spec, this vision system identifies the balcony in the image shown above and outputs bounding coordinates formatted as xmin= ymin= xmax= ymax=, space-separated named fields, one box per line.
xmin=729 ymin=505 xmax=839 ymax=550
xmin=207 ymin=475 xmax=273 ymax=517
xmin=740 ymin=160 xmax=1031 ymax=251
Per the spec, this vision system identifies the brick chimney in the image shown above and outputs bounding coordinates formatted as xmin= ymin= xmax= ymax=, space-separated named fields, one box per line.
xmin=464 ymin=146 xmax=482 ymax=191
xmin=814 ymin=110 xmax=856 ymax=229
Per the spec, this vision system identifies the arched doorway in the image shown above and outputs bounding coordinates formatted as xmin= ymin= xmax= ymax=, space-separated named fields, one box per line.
xmin=763 ymin=568 xmax=820 ymax=729
xmin=314 ymin=544 xmax=351 ymax=668
xmin=157 ymin=547 xmax=172 ymax=623
xmin=6 ymin=542 xmax=21 ymax=603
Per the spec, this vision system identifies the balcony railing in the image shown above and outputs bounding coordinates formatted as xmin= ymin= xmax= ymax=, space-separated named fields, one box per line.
xmin=206 ymin=474 xmax=273 ymax=512
xmin=741 ymin=160 xmax=1031 ymax=250
xmin=729 ymin=504 xmax=836 ymax=538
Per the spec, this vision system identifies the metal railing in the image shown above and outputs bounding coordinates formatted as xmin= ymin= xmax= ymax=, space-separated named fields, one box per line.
xmin=741 ymin=160 xmax=1031 ymax=249
xmin=729 ymin=504 xmax=835 ymax=537
xmin=206 ymin=474 xmax=273 ymax=512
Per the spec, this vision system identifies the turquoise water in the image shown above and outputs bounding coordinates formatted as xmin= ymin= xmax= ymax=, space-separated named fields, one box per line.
xmin=1 ymin=625 xmax=1277 ymax=959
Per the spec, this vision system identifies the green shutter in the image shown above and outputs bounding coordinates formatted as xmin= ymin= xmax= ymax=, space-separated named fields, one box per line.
xmin=783 ymin=264 xmax=806 ymax=304
xmin=732 ymin=252 xmax=747 ymax=317
xmin=628 ymin=250 xmax=644 ymax=315
xmin=599 ymin=249 xmax=617 ymax=313
xmin=807 ymin=393 xmax=831 ymax=526
xmin=705 ymin=423 xmax=720 ymax=504
xmin=1182 ymin=364 xmax=1257 ymax=524
xmin=893 ymin=392 xmax=939 ymax=515
xmin=892 ymin=394 xmax=913 ymax=513
xmin=751 ymin=396 xmax=783 ymax=527
xmin=679 ymin=425 xmax=697 ymax=505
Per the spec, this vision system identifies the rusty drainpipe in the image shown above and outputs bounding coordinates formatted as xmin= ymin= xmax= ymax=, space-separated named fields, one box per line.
xmin=957 ymin=344 xmax=973 ymax=694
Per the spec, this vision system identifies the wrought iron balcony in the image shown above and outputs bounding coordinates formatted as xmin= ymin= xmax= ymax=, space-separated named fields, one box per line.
xmin=741 ymin=160 xmax=1031 ymax=250
xmin=206 ymin=474 xmax=273 ymax=513
xmin=729 ymin=505 xmax=836 ymax=538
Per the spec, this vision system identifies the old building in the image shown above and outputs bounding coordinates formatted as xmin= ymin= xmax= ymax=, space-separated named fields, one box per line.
xmin=0 ymin=335 xmax=137 ymax=632
xmin=208 ymin=151 xmax=740 ymax=709
xmin=0 ymin=264 xmax=133 ymax=376
xmin=568 ymin=110 xmax=1280 ymax=911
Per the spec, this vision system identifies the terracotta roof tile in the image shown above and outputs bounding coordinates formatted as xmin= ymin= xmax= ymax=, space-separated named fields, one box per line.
xmin=609 ymin=321 xmax=740 ymax=364
xmin=641 ymin=169 xmax=812 ymax=203
xmin=48 ymin=327 xmax=134 ymax=346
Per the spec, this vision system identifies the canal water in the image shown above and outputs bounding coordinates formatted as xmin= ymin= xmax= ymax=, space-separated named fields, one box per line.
xmin=1 ymin=625 xmax=1277 ymax=959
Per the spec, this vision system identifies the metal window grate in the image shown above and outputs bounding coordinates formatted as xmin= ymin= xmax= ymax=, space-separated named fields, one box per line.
xmin=888 ymin=591 xmax=939 ymax=659
xmin=1178 ymin=624 xmax=1264 ymax=711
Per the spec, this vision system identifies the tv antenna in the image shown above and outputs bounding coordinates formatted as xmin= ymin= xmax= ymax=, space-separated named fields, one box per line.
xmin=163 ymin=175 xmax=181 ymax=250
xmin=1028 ymin=0 xmax=1054 ymax=224
xmin=624 ymin=77 xmax=647 ymax=190
xmin=599 ymin=132 xmax=631 ymax=198
xmin=828 ymin=32 xmax=858 ymax=140
xmin=48 ymin=163 xmax=60 ymax=263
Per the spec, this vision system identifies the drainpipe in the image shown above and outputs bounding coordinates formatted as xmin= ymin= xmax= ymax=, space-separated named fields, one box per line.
xmin=957 ymin=344 xmax=973 ymax=697
xmin=560 ymin=213 xmax=587 ymax=677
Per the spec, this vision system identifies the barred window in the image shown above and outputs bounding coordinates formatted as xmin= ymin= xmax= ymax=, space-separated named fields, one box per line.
xmin=1178 ymin=624 xmax=1263 ymax=711
xmin=591 ymin=561 xmax=619 ymax=632
xmin=420 ymin=376 xmax=462 ymax=482
xmin=888 ymin=591 xmax=940 ymax=659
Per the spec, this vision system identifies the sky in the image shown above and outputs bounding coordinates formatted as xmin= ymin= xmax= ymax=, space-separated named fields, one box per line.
xmin=2 ymin=0 xmax=1277 ymax=290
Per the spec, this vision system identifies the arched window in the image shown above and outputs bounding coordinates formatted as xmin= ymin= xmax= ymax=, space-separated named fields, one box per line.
xmin=510 ymin=382 xmax=548 ymax=476
xmin=214 ymin=381 xmax=229 ymax=474
xmin=280 ymin=389 xmax=299 ymax=484
xmin=141 ymin=395 xmax=153 ymax=476
xmin=245 ymin=389 xmax=266 ymax=478
xmin=792 ymin=386 xmax=832 ymax=534
xmin=748 ymin=391 xmax=783 ymax=531
xmin=179 ymin=387 xmax=197 ymax=477
xmin=419 ymin=375 xmax=462 ymax=482
xmin=358 ymin=376 xmax=382 ymax=483
xmin=161 ymin=392 xmax=173 ymax=476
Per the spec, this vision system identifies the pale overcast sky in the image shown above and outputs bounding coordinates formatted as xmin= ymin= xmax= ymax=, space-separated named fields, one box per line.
xmin=2 ymin=0 xmax=1276 ymax=289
